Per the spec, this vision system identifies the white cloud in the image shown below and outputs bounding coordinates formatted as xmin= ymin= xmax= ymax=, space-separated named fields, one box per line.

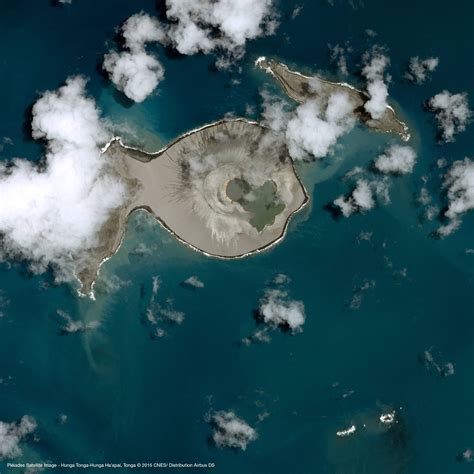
xmin=158 ymin=305 xmax=185 ymax=324
xmin=147 ymin=299 xmax=185 ymax=325
xmin=329 ymin=43 xmax=351 ymax=76
xmin=260 ymin=90 xmax=292 ymax=134
xmin=57 ymin=414 xmax=68 ymax=425
xmin=428 ymin=90 xmax=472 ymax=142
xmin=418 ymin=180 xmax=431 ymax=206
xmin=437 ymin=220 xmax=460 ymax=237
xmin=206 ymin=410 xmax=258 ymax=450
xmin=182 ymin=276 xmax=204 ymax=288
xmin=333 ymin=148 xmax=417 ymax=218
xmin=121 ymin=12 xmax=166 ymax=51
xmin=272 ymin=273 xmax=291 ymax=285
xmin=459 ymin=449 xmax=473 ymax=463
xmin=57 ymin=309 xmax=100 ymax=334
xmin=145 ymin=276 xmax=185 ymax=336
xmin=107 ymin=1 xmax=278 ymax=83
xmin=286 ymin=93 xmax=356 ymax=160
xmin=259 ymin=288 xmax=305 ymax=333
xmin=351 ymin=179 xmax=376 ymax=208
xmin=291 ymin=4 xmax=303 ymax=19
xmin=103 ymin=50 xmax=164 ymax=103
xmin=334 ymin=173 xmax=392 ymax=217
xmin=374 ymin=145 xmax=417 ymax=175
xmin=152 ymin=275 xmax=161 ymax=296
xmin=417 ymin=178 xmax=439 ymax=222
xmin=0 ymin=416 xmax=37 ymax=460
xmin=251 ymin=328 xmax=271 ymax=343
xmin=361 ymin=48 xmax=390 ymax=120
xmin=437 ymin=158 xmax=448 ymax=169
xmin=130 ymin=242 xmax=153 ymax=257
xmin=164 ymin=0 xmax=279 ymax=66
xmin=334 ymin=179 xmax=375 ymax=217
xmin=356 ymin=231 xmax=373 ymax=243
xmin=349 ymin=278 xmax=375 ymax=310
xmin=421 ymin=347 xmax=455 ymax=377
xmin=438 ymin=158 xmax=474 ymax=236
xmin=262 ymin=91 xmax=356 ymax=160
xmin=405 ymin=56 xmax=439 ymax=84
xmin=103 ymin=13 xmax=166 ymax=103
xmin=94 ymin=274 xmax=131 ymax=295
xmin=365 ymin=80 xmax=388 ymax=119
xmin=243 ymin=275 xmax=305 ymax=344
xmin=0 ymin=76 xmax=126 ymax=284
xmin=105 ymin=2 xmax=279 ymax=99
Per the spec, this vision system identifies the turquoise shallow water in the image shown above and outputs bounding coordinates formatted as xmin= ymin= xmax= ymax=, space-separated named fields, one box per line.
xmin=0 ymin=0 xmax=473 ymax=473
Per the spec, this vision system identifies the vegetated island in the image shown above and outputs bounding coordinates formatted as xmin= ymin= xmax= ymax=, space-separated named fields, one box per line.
xmin=255 ymin=56 xmax=410 ymax=141
xmin=78 ymin=119 xmax=308 ymax=298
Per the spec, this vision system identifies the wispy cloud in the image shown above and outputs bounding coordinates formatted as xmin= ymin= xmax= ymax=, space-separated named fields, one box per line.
xmin=405 ymin=56 xmax=439 ymax=84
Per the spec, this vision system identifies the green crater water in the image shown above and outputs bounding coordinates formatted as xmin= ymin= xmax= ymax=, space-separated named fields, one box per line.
xmin=226 ymin=177 xmax=285 ymax=232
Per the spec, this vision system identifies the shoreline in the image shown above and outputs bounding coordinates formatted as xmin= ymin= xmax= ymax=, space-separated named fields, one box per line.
xmin=79 ymin=118 xmax=309 ymax=299
xmin=255 ymin=56 xmax=411 ymax=142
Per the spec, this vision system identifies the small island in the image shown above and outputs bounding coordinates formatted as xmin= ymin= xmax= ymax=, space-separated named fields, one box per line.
xmin=77 ymin=119 xmax=308 ymax=297
xmin=255 ymin=56 xmax=410 ymax=141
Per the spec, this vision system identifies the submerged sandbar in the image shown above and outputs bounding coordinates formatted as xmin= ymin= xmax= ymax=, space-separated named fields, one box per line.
xmin=256 ymin=56 xmax=410 ymax=141
xmin=78 ymin=119 xmax=308 ymax=297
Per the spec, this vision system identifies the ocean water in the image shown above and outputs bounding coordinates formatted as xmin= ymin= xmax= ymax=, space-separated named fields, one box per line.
xmin=0 ymin=0 xmax=473 ymax=473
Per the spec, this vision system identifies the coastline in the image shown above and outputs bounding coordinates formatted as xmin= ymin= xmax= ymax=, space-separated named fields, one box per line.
xmin=78 ymin=118 xmax=309 ymax=299
xmin=255 ymin=56 xmax=411 ymax=142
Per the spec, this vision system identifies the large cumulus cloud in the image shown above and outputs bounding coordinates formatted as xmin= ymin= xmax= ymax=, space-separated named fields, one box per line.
xmin=427 ymin=91 xmax=472 ymax=143
xmin=163 ymin=0 xmax=279 ymax=66
xmin=104 ymin=2 xmax=279 ymax=101
xmin=333 ymin=178 xmax=377 ymax=217
xmin=258 ymin=288 xmax=305 ymax=333
xmin=438 ymin=158 xmax=474 ymax=236
xmin=242 ymin=274 xmax=305 ymax=345
xmin=361 ymin=47 xmax=390 ymax=120
xmin=373 ymin=145 xmax=417 ymax=175
xmin=103 ymin=13 xmax=166 ymax=103
xmin=0 ymin=76 xmax=127 ymax=283
xmin=333 ymin=143 xmax=417 ymax=218
xmin=261 ymin=90 xmax=356 ymax=160
xmin=104 ymin=50 xmax=164 ymax=103
xmin=206 ymin=410 xmax=258 ymax=450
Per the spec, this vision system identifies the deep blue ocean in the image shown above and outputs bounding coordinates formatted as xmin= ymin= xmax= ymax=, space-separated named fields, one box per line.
xmin=0 ymin=0 xmax=473 ymax=473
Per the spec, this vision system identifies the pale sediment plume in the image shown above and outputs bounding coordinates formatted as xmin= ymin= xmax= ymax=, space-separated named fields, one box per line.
xmin=79 ymin=119 xmax=308 ymax=297
xmin=255 ymin=56 xmax=410 ymax=141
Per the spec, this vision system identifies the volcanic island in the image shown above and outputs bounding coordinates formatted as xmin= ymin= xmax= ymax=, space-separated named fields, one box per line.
xmin=255 ymin=56 xmax=410 ymax=141
xmin=77 ymin=59 xmax=410 ymax=297
xmin=77 ymin=119 xmax=308 ymax=297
